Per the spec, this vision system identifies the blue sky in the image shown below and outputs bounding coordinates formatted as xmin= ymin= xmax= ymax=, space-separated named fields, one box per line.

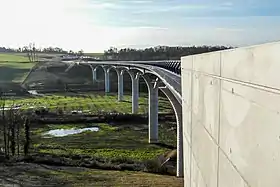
xmin=0 ymin=0 xmax=279 ymax=52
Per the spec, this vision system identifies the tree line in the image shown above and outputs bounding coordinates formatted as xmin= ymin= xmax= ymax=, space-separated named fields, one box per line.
xmin=0 ymin=44 xmax=234 ymax=61
xmin=103 ymin=45 xmax=233 ymax=61
xmin=0 ymin=44 xmax=83 ymax=55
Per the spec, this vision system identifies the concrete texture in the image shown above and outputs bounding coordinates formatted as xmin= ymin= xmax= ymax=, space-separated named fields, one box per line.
xmin=181 ymin=41 xmax=280 ymax=187
xmin=141 ymin=74 xmax=160 ymax=144
xmin=131 ymin=72 xmax=139 ymax=114
xmin=117 ymin=70 xmax=124 ymax=101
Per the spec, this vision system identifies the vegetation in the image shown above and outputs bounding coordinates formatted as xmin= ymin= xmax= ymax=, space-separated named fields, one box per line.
xmin=0 ymin=47 xmax=183 ymax=184
xmin=30 ymin=122 xmax=176 ymax=161
xmin=0 ymin=98 xmax=31 ymax=159
xmin=103 ymin=45 xmax=233 ymax=60
xmin=0 ymin=163 xmax=183 ymax=186
xmin=0 ymin=59 xmax=34 ymax=82
xmin=0 ymin=45 xmax=82 ymax=56
xmin=3 ymin=93 xmax=173 ymax=114
xmin=1 ymin=44 xmax=233 ymax=62
xmin=27 ymin=120 xmax=177 ymax=177
xmin=84 ymin=52 xmax=104 ymax=57
xmin=0 ymin=53 xmax=29 ymax=62
xmin=43 ymin=168 xmax=183 ymax=186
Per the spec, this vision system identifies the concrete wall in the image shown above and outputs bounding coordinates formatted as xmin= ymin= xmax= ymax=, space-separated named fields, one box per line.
xmin=181 ymin=41 xmax=280 ymax=187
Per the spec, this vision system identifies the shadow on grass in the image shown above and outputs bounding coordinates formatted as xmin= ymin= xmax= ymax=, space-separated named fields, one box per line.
xmin=0 ymin=163 xmax=67 ymax=186
xmin=0 ymin=66 xmax=30 ymax=82
xmin=152 ymin=142 xmax=176 ymax=150
xmin=120 ymin=100 xmax=132 ymax=103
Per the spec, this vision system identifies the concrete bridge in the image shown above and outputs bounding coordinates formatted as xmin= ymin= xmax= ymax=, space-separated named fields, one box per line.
xmin=75 ymin=41 xmax=280 ymax=187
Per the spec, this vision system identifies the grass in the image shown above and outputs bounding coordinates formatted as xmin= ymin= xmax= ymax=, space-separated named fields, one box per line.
xmin=84 ymin=52 xmax=104 ymax=57
xmin=0 ymin=52 xmax=63 ymax=82
xmin=0 ymin=163 xmax=183 ymax=186
xmin=0 ymin=53 xmax=29 ymax=62
xmin=0 ymin=53 xmax=35 ymax=82
xmin=43 ymin=168 xmax=183 ymax=186
xmin=31 ymin=122 xmax=176 ymax=161
xmin=0 ymin=120 xmax=180 ymax=186
xmin=4 ymin=93 xmax=173 ymax=114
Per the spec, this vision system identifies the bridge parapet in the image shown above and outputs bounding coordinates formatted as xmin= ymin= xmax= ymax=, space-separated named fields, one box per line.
xmin=181 ymin=41 xmax=280 ymax=187
xmin=137 ymin=60 xmax=181 ymax=75
xmin=85 ymin=61 xmax=182 ymax=103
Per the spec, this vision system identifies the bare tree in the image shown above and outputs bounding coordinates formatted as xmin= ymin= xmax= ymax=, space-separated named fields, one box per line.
xmin=24 ymin=117 xmax=30 ymax=156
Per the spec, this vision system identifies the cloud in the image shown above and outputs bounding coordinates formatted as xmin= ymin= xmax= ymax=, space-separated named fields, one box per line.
xmin=0 ymin=0 xmax=279 ymax=52
xmin=87 ymin=2 xmax=122 ymax=9
xmin=222 ymin=2 xmax=233 ymax=6
xmin=215 ymin=28 xmax=244 ymax=32
xmin=133 ymin=4 xmax=209 ymax=14
xmin=129 ymin=0 xmax=154 ymax=4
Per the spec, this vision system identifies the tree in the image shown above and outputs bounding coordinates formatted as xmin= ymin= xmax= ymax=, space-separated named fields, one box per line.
xmin=78 ymin=49 xmax=84 ymax=56
xmin=23 ymin=117 xmax=30 ymax=156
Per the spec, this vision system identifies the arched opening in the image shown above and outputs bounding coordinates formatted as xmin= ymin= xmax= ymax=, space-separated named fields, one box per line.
xmin=94 ymin=65 xmax=106 ymax=81
xmin=106 ymin=66 xmax=118 ymax=93
xmin=122 ymin=70 xmax=132 ymax=94
xmin=91 ymin=65 xmax=106 ymax=92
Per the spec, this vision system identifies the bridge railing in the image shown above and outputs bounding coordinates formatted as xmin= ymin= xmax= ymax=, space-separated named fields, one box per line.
xmin=136 ymin=60 xmax=181 ymax=75
xmin=77 ymin=59 xmax=181 ymax=75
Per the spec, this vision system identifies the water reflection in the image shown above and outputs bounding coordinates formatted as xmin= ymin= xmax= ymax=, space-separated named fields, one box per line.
xmin=43 ymin=127 xmax=99 ymax=137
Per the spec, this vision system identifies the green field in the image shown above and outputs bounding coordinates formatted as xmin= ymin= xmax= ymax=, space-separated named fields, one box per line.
xmin=4 ymin=93 xmax=173 ymax=114
xmin=0 ymin=53 xmax=29 ymax=62
xmin=0 ymin=52 xmax=65 ymax=82
xmin=84 ymin=52 xmax=104 ymax=57
xmin=31 ymin=121 xmax=176 ymax=161
xmin=0 ymin=53 xmax=35 ymax=82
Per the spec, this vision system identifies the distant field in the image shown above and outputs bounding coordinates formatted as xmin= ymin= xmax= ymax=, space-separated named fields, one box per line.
xmin=84 ymin=52 xmax=104 ymax=57
xmin=0 ymin=52 xmax=62 ymax=83
xmin=0 ymin=53 xmax=35 ymax=82
xmin=0 ymin=53 xmax=29 ymax=62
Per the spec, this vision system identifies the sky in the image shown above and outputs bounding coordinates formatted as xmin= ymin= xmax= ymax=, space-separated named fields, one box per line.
xmin=0 ymin=0 xmax=279 ymax=52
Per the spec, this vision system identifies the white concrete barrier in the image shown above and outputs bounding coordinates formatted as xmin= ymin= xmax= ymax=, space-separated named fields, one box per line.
xmin=181 ymin=41 xmax=280 ymax=187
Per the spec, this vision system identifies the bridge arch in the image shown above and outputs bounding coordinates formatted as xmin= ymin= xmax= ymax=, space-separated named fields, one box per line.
xmin=141 ymin=73 xmax=183 ymax=177
xmin=89 ymin=64 xmax=106 ymax=83
xmin=159 ymin=87 xmax=183 ymax=177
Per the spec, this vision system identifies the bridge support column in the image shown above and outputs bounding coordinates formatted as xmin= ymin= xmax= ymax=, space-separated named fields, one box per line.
xmin=118 ymin=71 xmax=124 ymax=101
xmin=142 ymin=76 xmax=163 ymax=144
xmin=105 ymin=69 xmax=110 ymax=93
xmin=149 ymin=84 xmax=158 ymax=143
xmin=132 ymin=73 xmax=139 ymax=114
xmin=93 ymin=69 xmax=97 ymax=82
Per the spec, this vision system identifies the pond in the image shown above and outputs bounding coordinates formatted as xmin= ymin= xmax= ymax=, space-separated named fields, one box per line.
xmin=43 ymin=127 xmax=99 ymax=137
